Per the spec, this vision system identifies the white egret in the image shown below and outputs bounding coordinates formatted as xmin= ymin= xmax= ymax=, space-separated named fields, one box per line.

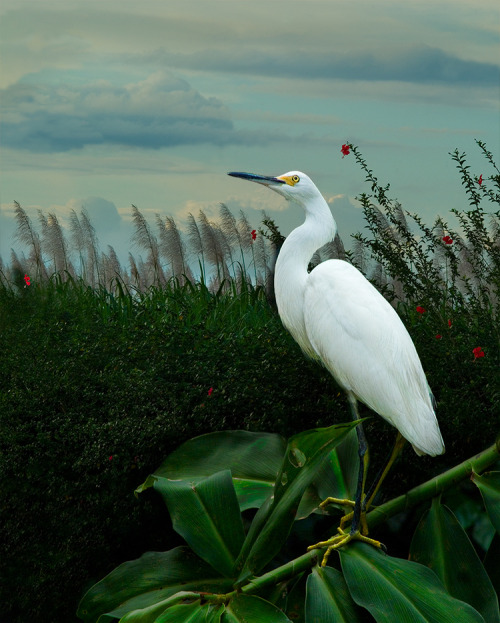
xmin=228 ymin=170 xmax=444 ymax=562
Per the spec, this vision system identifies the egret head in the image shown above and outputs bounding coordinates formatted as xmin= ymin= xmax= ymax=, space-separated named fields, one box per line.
xmin=228 ymin=171 xmax=321 ymax=207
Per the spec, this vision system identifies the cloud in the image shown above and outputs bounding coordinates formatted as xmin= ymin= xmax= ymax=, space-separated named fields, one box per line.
xmin=0 ymin=69 xmax=334 ymax=153
xmin=142 ymin=45 xmax=500 ymax=87
xmin=80 ymin=197 xmax=122 ymax=233
xmin=0 ymin=70 xmax=235 ymax=152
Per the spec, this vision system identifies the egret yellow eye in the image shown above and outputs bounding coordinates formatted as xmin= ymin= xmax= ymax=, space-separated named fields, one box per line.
xmin=278 ymin=174 xmax=301 ymax=186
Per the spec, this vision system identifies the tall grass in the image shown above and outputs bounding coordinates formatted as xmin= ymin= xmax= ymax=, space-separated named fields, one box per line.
xmin=1 ymin=200 xmax=345 ymax=297
xmin=3 ymin=141 xmax=497 ymax=319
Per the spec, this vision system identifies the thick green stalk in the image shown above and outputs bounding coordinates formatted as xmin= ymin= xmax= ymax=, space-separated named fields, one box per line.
xmin=241 ymin=550 xmax=319 ymax=596
xmin=233 ymin=441 xmax=500 ymax=598
xmin=366 ymin=440 xmax=500 ymax=531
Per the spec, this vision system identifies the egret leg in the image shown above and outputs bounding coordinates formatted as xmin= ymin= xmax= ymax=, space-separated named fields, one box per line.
xmin=307 ymin=394 xmax=385 ymax=566
xmin=346 ymin=393 xmax=369 ymax=532
xmin=322 ymin=431 xmax=406 ymax=532
xmin=364 ymin=432 xmax=406 ymax=511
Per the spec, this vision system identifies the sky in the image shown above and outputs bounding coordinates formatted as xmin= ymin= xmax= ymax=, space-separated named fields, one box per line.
xmin=1 ymin=0 xmax=499 ymax=267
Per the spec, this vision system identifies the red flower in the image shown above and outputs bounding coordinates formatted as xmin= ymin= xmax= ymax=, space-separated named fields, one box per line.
xmin=24 ymin=274 xmax=31 ymax=286
xmin=448 ymin=319 xmax=452 ymax=328
xmin=341 ymin=144 xmax=351 ymax=158
xmin=416 ymin=306 xmax=426 ymax=314
xmin=478 ymin=174 xmax=483 ymax=186
xmin=442 ymin=235 xmax=453 ymax=245
xmin=435 ymin=334 xmax=442 ymax=340
xmin=251 ymin=229 xmax=257 ymax=241
xmin=208 ymin=387 xmax=213 ymax=397
xmin=109 ymin=455 xmax=113 ymax=461
xmin=473 ymin=347 xmax=485 ymax=359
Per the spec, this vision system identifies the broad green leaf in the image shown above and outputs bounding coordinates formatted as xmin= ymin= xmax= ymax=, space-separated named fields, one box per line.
xmin=317 ymin=427 xmax=359 ymax=502
xmin=305 ymin=565 xmax=365 ymax=623
xmin=296 ymin=485 xmax=325 ymax=519
xmin=341 ymin=543 xmax=485 ymax=623
xmin=118 ymin=593 xmax=220 ymax=623
xmin=153 ymin=470 xmax=245 ymax=577
xmin=121 ymin=599 xmax=224 ymax=623
xmin=77 ymin=547 xmax=232 ymax=623
xmin=297 ymin=429 xmax=359 ymax=520
xmin=472 ymin=471 xmax=500 ymax=534
xmin=283 ymin=573 xmax=306 ymax=623
xmin=409 ymin=497 xmax=499 ymax=623
xmin=137 ymin=431 xmax=286 ymax=512
xmin=154 ymin=601 xmax=224 ymax=623
xmin=222 ymin=594 xmax=292 ymax=622
xmin=484 ymin=533 xmax=500 ymax=595
xmin=236 ymin=421 xmax=359 ymax=581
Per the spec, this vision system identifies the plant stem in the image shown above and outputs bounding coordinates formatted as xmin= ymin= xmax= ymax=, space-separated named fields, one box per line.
xmin=366 ymin=440 xmax=500 ymax=531
xmin=241 ymin=550 xmax=319 ymax=596
xmin=235 ymin=440 xmax=500 ymax=596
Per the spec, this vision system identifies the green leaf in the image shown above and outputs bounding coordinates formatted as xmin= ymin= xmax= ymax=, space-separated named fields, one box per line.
xmin=317 ymin=428 xmax=359 ymax=502
xmin=153 ymin=470 xmax=245 ymax=577
xmin=136 ymin=431 xmax=286 ymax=512
xmin=120 ymin=599 xmax=224 ymax=623
xmin=153 ymin=600 xmax=224 ymax=623
xmin=340 ymin=543 xmax=485 ymax=623
xmin=409 ymin=497 xmax=499 ymax=623
xmin=305 ymin=565 xmax=365 ymax=623
xmin=297 ymin=429 xmax=359 ymax=520
xmin=283 ymin=574 xmax=306 ymax=623
xmin=118 ymin=593 xmax=293 ymax=622
xmin=236 ymin=421 xmax=359 ymax=581
xmin=222 ymin=594 xmax=292 ymax=622
xmin=77 ymin=547 xmax=232 ymax=623
xmin=118 ymin=593 xmax=217 ymax=623
xmin=472 ymin=471 xmax=500 ymax=533
xmin=484 ymin=533 xmax=500 ymax=595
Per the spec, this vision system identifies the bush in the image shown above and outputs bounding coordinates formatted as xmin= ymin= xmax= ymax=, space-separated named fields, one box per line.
xmin=0 ymin=277 xmax=349 ymax=622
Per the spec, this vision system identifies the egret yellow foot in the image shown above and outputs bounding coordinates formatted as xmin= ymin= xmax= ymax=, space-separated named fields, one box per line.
xmin=319 ymin=497 xmax=355 ymax=511
xmin=307 ymin=527 xmax=386 ymax=567
xmin=319 ymin=497 xmax=369 ymax=535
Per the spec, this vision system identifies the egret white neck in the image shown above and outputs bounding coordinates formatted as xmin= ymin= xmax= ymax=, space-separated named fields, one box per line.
xmin=274 ymin=195 xmax=337 ymax=358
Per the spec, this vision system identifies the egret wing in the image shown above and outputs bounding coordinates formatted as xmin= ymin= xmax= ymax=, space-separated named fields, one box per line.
xmin=304 ymin=260 xmax=444 ymax=456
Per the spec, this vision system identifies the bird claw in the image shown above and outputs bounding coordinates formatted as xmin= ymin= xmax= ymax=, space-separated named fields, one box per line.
xmin=319 ymin=497 xmax=369 ymax=534
xmin=319 ymin=496 xmax=356 ymax=510
xmin=307 ymin=528 xmax=386 ymax=567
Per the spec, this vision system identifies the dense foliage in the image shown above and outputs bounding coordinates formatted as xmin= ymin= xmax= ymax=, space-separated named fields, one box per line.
xmin=0 ymin=278 xmax=350 ymax=622
xmin=0 ymin=141 xmax=499 ymax=621
xmin=78 ymin=430 xmax=500 ymax=622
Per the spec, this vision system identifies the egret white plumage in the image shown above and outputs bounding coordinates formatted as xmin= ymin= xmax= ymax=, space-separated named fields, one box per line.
xmin=228 ymin=170 xmax=444 ymax=561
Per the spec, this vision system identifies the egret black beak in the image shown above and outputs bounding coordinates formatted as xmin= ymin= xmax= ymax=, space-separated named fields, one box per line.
xmin=228 ymin=172 xmax=286 ymax=187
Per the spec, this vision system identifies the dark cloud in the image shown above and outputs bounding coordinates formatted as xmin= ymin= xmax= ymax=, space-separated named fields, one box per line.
xmin=0 ymin=111 xmax=234 ymax=152
xmin=143 ymin=45 xmax=500 ymax=86
xmin=0 ymin=71 xmax=237 ymax=152
xmin=0 ymin=69 xmax=336 ymax=153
